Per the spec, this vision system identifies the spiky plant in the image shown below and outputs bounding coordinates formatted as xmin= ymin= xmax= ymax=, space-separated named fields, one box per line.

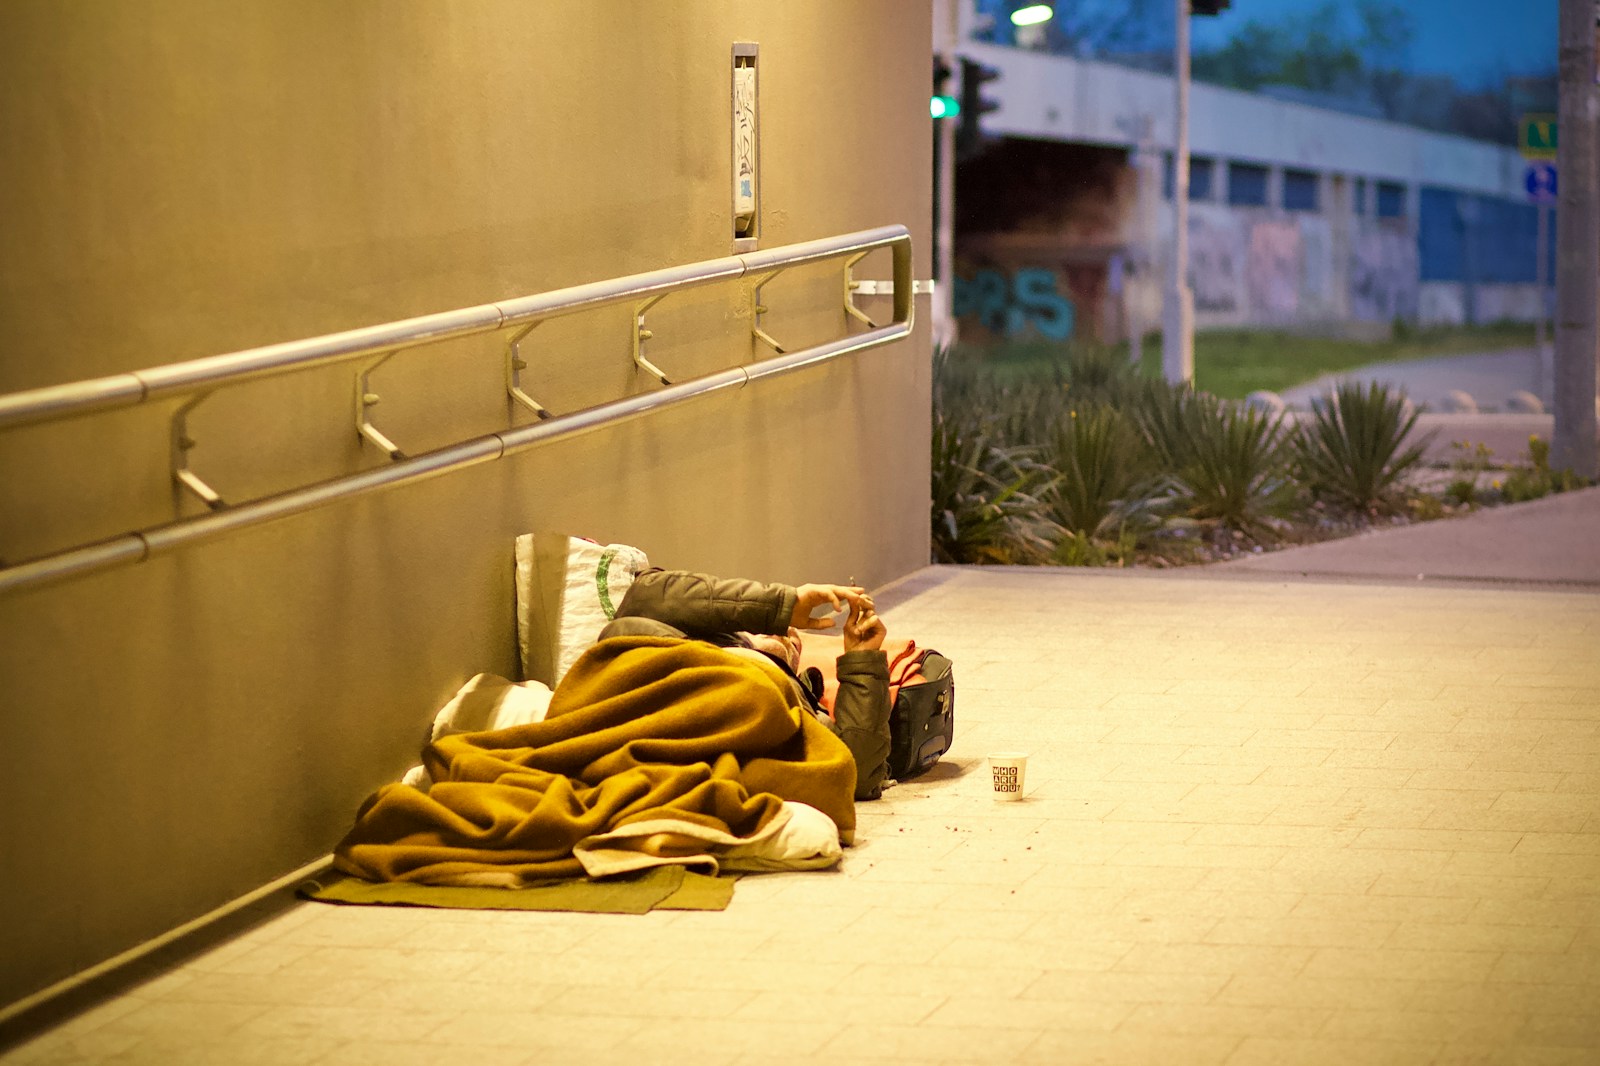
xmin=1039 ymin=405 xmax=1166 ymax=541
xmin=1136 ymin=389 xmax=1297 ymax=538
xmin=1292 ymin=381 xmax=1432 ymax=512
xmin=930 ymin=344 xmax=1062 ymax=564
xmin=929 ymin=405 xmax=1060 ymax=565
xmin=1061 ymin=342 xmax=1146 ymax=409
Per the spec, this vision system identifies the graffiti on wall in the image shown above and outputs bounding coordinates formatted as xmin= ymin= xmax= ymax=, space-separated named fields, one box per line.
xmin=1299 ymin=217 xmax=1333 ymax=306
xmin=1350 ymin=227 xmax=1418 ymax=322
xmin=1247 ymin=221 xmax=1301 ymax=320
xmin=1186 ymin=210 xmax=1331 ymax=323
xmin=1188 ymin=211 xmax=1244 ymax=314
xmin=952 ymin=267 xmax=1076 ymax=339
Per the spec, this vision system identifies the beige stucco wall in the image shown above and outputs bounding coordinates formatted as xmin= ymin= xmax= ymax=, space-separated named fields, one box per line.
xmin=0 ymin=0 xmax=931 ymax=1009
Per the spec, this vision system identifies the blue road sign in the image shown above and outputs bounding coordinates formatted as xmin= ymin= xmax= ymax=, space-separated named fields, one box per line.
xmin=1525 ymin=162 xmax=1558 ymax=204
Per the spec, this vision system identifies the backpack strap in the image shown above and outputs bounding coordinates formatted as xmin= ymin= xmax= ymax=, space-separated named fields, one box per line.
xmin=888 ymin=640 xmax=921 ymax=688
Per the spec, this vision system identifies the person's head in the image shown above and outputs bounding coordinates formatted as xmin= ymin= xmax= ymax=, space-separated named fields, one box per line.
xmin=737 ymin=627 xmax=802 ymax=672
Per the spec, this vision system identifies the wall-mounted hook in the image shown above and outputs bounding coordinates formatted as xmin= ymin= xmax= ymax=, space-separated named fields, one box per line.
xmin=751 ymin=269 xmax=786 ymax=354
xmin=505 ymin=323 xmax=552 ymax=420
xmin=633 ymin=294 xmax=673 ymax=385
xmin=355 ymin=352 xmax=406 ymax=460
xmin=843 ymin=250 xmax=880 ymax=329
xmin=170 ymin=393 xmax=227 ymax=511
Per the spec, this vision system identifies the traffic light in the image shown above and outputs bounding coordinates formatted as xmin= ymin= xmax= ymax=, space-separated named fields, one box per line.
xmin=957 ymin=56 xmax=1000 ymax=159
xmin=1190 ymin=0 xmax=1231 ymax=14
xmin=932 ymin=55 xmax=958 ymax=120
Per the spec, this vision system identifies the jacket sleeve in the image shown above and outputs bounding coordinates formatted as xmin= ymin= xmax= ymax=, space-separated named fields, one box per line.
xmin=612 ymin=569 xmax=798 ymax=638
xmin=832 ymin=649 xmax=892 ymax=800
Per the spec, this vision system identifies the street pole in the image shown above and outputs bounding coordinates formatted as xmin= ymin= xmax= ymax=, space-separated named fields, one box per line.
xmin=932 ymin=0 xmax=959 ymax=350
xmin=1553 ymin=0 xmax=1599 ymax=478
xmin=1162 ymin=0 xmax=1195 ymax=385
xmin=1130 ymin=115 xmax=1157 ymax=369
xmin=1535 ymin=202 xmax=1549 ymax=403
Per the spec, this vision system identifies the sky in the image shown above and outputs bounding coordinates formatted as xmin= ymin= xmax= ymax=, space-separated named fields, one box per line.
xmin=1188 ymin=0 xmax=1560 ymax=86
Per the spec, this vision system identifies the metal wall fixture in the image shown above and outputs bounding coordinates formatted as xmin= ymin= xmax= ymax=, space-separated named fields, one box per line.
xmin=356 ymin=352 xmax=407 ymax=460
xmin=170 ymin=393 xmax=226 ymax=510
xmin=0 ymin=225 xmax=913 ymax=596
xmin=731 ymin=42 xmax=760 ymax=252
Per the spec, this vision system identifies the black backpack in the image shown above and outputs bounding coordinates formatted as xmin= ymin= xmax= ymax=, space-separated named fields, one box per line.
xmin=885 ymin=644 xmax=956 ymax=780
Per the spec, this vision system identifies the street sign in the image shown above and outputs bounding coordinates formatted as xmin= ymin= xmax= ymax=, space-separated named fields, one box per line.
xmin=1519 ymin=113 xmax=1558 ymax=159
xmin=1525 ymin=162 xmax=1558 ymax=204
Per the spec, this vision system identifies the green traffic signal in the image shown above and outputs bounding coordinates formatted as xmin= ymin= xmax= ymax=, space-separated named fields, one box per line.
xmin=931 ymin=95 xmax=960 ymax=119
xmin=1011 ymin=4 xmax=1053 ymax=26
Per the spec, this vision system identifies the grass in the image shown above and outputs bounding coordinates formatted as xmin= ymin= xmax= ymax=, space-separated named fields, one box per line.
xmin=963 ymin=322 xmax=1539 ymax=400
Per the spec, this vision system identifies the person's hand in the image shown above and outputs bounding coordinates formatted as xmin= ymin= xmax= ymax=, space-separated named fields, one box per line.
xmin=842 ymin=600 xmax=886 ymax=652
xmin=791 ymin=583 xmax=870 ymax=631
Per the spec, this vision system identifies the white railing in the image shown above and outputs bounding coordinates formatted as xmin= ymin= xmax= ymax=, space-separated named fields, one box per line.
xmin=0 ymin=225 xmax=914 ymax=595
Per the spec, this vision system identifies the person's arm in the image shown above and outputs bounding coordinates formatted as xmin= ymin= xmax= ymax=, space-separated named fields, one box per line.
xmin=612 ymin=570 xmax=795 ymax=637
xmin=832 ymin=601 xmax=892 ymax=800
xmin=613 ymin=569 xmax=868 ymax=638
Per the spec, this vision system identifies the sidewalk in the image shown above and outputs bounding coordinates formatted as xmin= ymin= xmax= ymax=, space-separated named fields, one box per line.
xmin=4 ymin=346 xmax=1595 ymax=1062
xmin=5 ymin=561 xmax=1595 ymax=1066
xmin=1266 ymin=346 xmax=1599 ymax=585
xmin=1213 ymin=485 xmax=1600 ymax=589
xmin=1279 ymin=347 xmax=1553 ymax=414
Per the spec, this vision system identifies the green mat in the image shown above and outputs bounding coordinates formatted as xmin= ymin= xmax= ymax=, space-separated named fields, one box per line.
xmin=299 ymin=863 xmax=737 ymax=914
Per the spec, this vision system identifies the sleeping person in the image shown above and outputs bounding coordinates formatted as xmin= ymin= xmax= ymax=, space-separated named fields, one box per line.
xmin=333 ymin=569 xmax=892 ymax=886
xmin=599 ymin=569 xmax=893 ymax=802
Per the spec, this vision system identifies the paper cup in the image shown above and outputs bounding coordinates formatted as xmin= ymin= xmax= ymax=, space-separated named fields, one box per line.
xmin=988 ymin=752 xmax=1028 ymax=801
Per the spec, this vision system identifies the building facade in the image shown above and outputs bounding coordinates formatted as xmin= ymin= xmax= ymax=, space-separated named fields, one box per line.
xmin=952 ymin=40 xmax=1546 ymax=342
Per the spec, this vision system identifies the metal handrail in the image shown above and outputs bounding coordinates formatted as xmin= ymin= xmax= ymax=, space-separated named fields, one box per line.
xmin=0 ymin=226 xmax=914 ymax=596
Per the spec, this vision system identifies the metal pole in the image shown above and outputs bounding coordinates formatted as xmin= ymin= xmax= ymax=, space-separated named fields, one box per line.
xmin=1162 ymin=0 xmax=1195 ymax=385
xmin=1129 ymin=114 xmax=1157 ymax=369
xmin=1535 ymin=202 xmax=1548 ymax=403
xmin=1552 ymin=0 xmax=1599 ymax=478
xmin=932 ymin=0 xmax=959 ymax=349
xmin=1546 ymin=201 xmax=1557 ymax=398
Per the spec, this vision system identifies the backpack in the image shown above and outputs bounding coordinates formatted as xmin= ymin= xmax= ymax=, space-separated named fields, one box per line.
xmin=797 ymin=637 xmax=956 ymax=781
xmin=884 ymin=642 xmax=956 ymax=780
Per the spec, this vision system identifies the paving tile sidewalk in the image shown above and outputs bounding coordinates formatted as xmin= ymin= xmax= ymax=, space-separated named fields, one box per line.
xmin=1214 ymin=485 xmax=1600 ymax=589
xmin=6 ymin=560 xmax=1597 ymax=1066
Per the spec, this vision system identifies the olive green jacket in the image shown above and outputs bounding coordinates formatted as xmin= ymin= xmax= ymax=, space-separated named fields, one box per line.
xmin=600 ymin=570 xmax=892 ymax=800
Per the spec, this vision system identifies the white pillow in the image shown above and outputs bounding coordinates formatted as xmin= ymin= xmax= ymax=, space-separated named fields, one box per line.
xmin=400 ymin=673 xmax=555 ymax=790
xmin=515 ymin=533 xmax=649 ymax=687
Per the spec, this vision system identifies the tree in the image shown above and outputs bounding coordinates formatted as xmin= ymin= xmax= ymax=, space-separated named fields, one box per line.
xmin=1192 ymin=0 xmax=1406 ymax=97
xmin=1190 ymin=0 xmax=1542 ymax=147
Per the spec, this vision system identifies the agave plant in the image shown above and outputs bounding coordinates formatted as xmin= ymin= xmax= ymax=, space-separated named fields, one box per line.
xmin=929 ymin=407 xmax=1060 ymax=565
xmin=1061 ymin=342 xmax=1147 ymax=409
xmin=1135 ymin=388 xmax=1297 ymax=537
xmin=1038 ymin=405 xmax=1166 ymax=541
xmin=1292 ymin=381 xmax=1432 ymax=512
xmin=1125 ymin=377 xmax=1200 ymax=469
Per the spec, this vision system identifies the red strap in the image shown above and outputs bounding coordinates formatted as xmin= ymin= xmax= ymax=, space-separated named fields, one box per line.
xmin=888 ymin=640 xmax=921 ymax=688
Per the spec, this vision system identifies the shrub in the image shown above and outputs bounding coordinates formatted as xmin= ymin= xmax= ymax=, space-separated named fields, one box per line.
xmin=1039 ymin=405 xmax=1166 ymax=540
xmin=1055 ymin=526 xmax=1141 ymax=567
xmin=1060 ymin=343 xmax=1145 ymax=408
xmin=1292 ymin=381 xmax=1432 ymax=512
xmin=929 ymin=411 xmax=1058 ymax=564
xmin=1444 ymin=440 xmax=1494 ymax=506
xmin=1127 ymin=378 xmax=1202 ymax=471
xmin=1176 ymin=396 xmax=1298 ymax=536
xmin=1502 ymin=434 xmax=1592 ymax=502
xmin=1134 ymin=388 xmax=1297 ymax=537
xmin=930 ymin=349 xmax=1060 ymax=564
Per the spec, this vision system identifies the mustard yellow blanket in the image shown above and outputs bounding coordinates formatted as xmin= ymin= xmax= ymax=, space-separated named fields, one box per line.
xmin=334 ymin=636 xmax=857 ymax=886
